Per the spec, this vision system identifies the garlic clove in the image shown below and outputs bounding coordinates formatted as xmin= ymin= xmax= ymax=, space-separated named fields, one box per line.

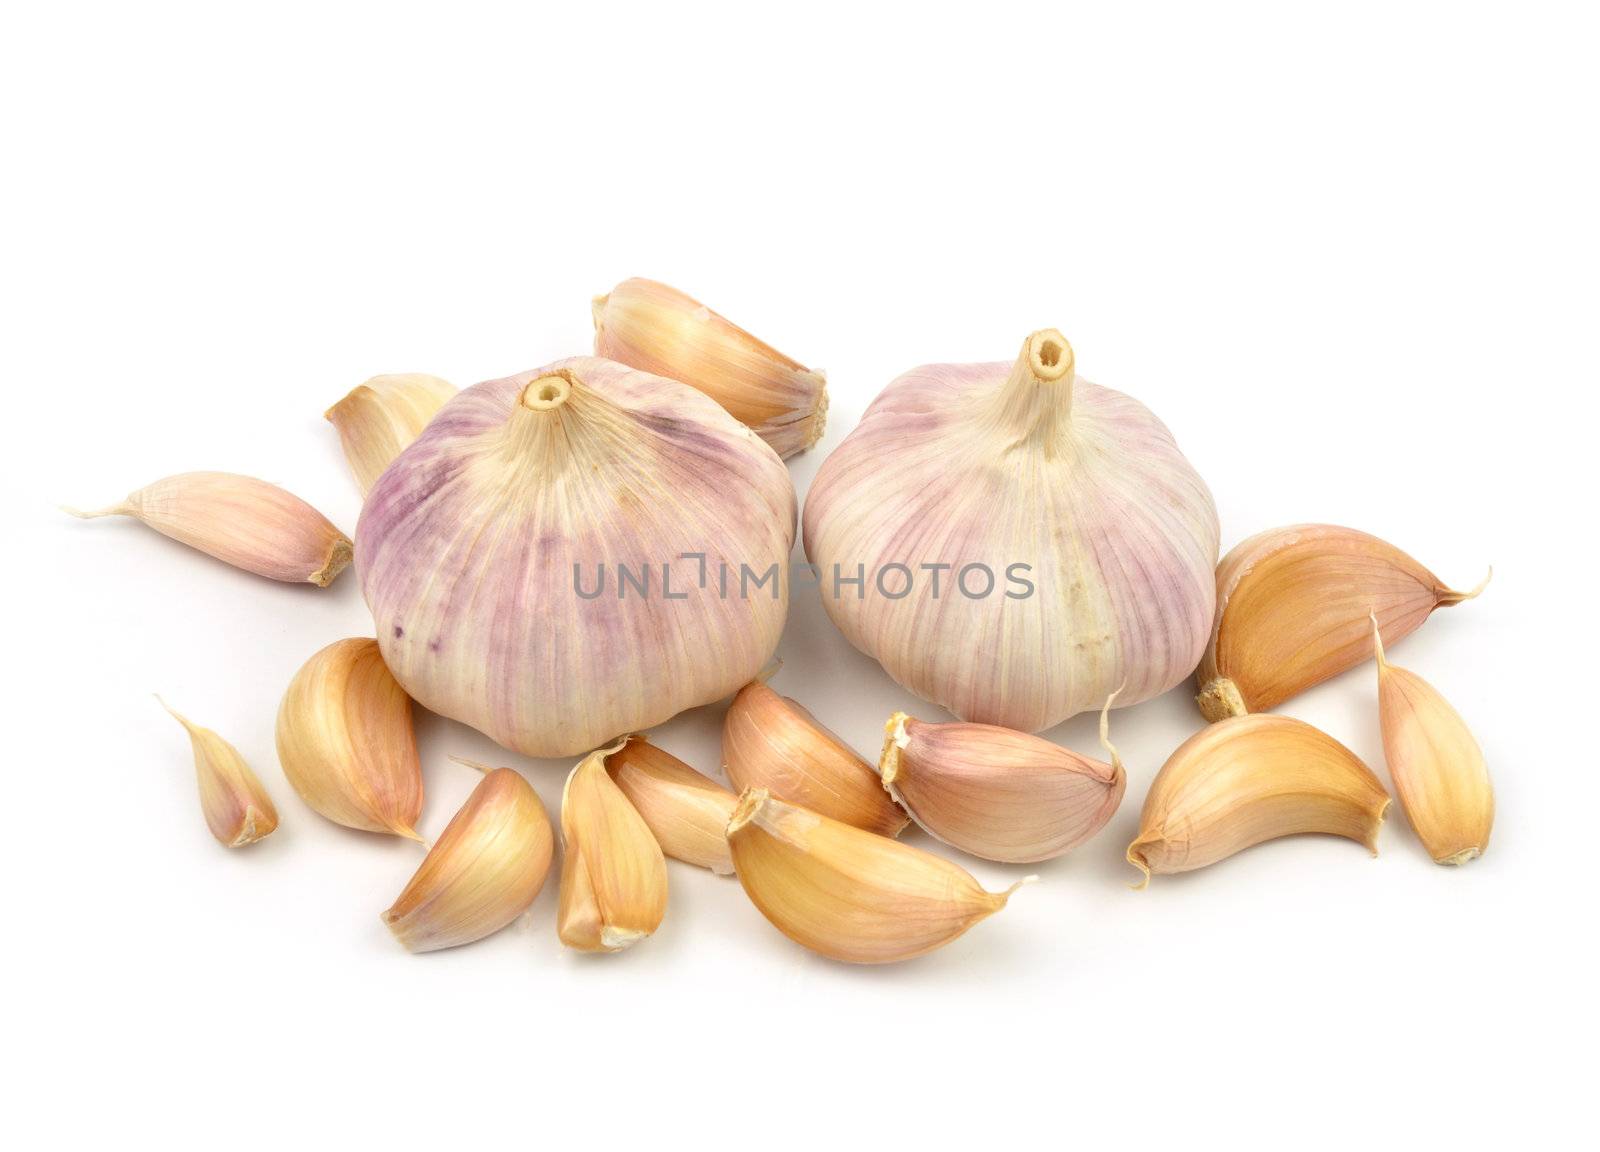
xmin=1196 ymin=524 xmax=1489 ymax=722
xmin=275 ymin=638 xmax=424 ymax=839
xmin=802 ymin=330 xmax=1220 ymax=732
xmin=157 ymin=697 xmax=278 ymax=847
xmin=592 ymin=277 xmax=828 ymax=458
xmin=726 ymin=788 xmax=1029 ymax=964
xmin=558 ymin=743 xmax=669 ymax=952
xmin=606 ymin=736 xmax=738 ymax=875
xmin=1127 ymin=714 xmax=1391 ymax=886
xmin=723 ymin=679 xmax=908 ymax=837
xmin=356 ymin=358 xmax=796 ymax=758
xmin=65 ymin=471 xmax=352 ymax=586
xmin=325 ymin=373 xmax=457 ymax=496
xmin=382 ymin=765 xmax=554 ymax=952
xmin=878 ymin=695 xmax=1126 ymax=863
xmin=1371 ymin=616 xmax=1493 ymax=864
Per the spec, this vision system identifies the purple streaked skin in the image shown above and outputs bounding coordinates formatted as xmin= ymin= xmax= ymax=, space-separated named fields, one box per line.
xmin=356 ymin=356 xmax=796 ymax=759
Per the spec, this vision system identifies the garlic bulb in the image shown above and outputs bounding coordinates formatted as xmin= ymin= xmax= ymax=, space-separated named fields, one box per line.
xmin=803 ymin=331 xmax=1219 ymax=732
xmin=593 ymin=278 xmax=828 ymax=458
xmin=356 ymin=357 xmax=797 ymax=758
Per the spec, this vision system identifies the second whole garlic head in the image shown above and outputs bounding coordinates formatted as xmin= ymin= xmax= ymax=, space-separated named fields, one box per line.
xmin=804 ymin=331 xmax=1220 ymax=732
xmin=355 ymin=358 xmax=797 ymax=758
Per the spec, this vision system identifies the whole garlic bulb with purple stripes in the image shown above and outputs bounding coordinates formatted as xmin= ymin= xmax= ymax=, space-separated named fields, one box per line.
xmin=356 ymin=357 xmax=796 ymax=757
xmin=802 ymin=330 xmax=1219 ymax=732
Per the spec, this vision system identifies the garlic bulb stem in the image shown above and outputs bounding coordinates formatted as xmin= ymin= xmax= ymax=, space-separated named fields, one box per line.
xmin=991 ymin=328 xmax=1076 ymax=445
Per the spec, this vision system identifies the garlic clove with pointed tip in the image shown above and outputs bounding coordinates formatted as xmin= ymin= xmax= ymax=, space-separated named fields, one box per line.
xmin=557 ymin=743 xmax=669 ymax=952
xmin=326 ymin=373 xmax=456 ymax=496
xmin=878 ymin=695 xmax=1125 ymax=863
xmin=157 ymin=697 xmax=278 ymax=847
xmin=65 ymin=471 xmax=351 ymax=586
xmin=592 ymin=278 xmax=828 ymax=458
xmin=726 ymin=788 xmax=1029 ymax=964
xmin=1371 ymin=616 xmax=1493 ymax=865
xmin=1127 ymin=714 xmax=1391 ymax=886
xmin=275 ymin=638 xmax=424 ymax=839
xmin=1196 ymin=524 xmax=1489 ymax=722
xmin=605 ymin=736 xmax=737 ymax=875
xmin=382 ymin=765 xmax=554 ymax=952
xmin=723 ymin=679 xmax=908 ymax=837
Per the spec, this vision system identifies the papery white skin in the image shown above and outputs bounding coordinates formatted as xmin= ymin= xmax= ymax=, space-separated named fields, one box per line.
xmin=356 ymin=356 xmax=796 ymax=758
xmin=803 ymin=332 xmax=1219 ymax=731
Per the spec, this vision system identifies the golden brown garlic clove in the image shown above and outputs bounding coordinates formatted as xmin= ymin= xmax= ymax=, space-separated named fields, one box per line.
xmin=558 ymin=743 xmax=669 ymax=952
xmin=325 ymin=373 xmax=456 ymax=496
xmin=157 ymin=697 xmax=278 ymax=847
xmin=606 ymin=736 xmax=737 ymax=875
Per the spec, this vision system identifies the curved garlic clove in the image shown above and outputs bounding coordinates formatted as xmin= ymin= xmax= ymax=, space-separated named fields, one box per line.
xmin=157 ymin=697 xmax=278 ymax=847
xmin=593 ymin=277 xmax=828 ymax=458
xmin=878 ymin=696 xmax=1126 ymax=863
xmin=65 ymin=471 xmax=351 ymax=586
xmin=1127 ymin=714 xmax=1391 ymax=886
xmin=803 ymin=330 xmax=1219 ymax=732
xmin=1372 ymin=617 xmax=1493 ymax=865
xmin=1195 ymin=524 xmax=1489 ymax=722
xmin=382 ymin=765 xmax=554 ymax=952
xmin=726 ymin=788 xmax=1029 ymax=964
xmin=275 ymin=638 xmax=424 ymax=839
xmin=606 ymin=736 xmax=737 ymax=875
xmin=325 ymin=373 xmax=456 ymax=496
xmin=723 ymin=679 xmax=908 ymax=837
xmin=356 ymin=358 xmax=796 ymax=758
xmin=558 ymin=743 xmax=669 ymax=952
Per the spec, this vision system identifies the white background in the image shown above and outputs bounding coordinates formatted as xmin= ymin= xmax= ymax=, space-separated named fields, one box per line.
xmin=4 ymin=2 xmax=1595 ymax=1147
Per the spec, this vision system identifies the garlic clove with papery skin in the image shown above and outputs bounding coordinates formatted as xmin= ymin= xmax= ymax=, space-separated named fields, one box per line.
xmin=606 ymin=736 xmax=738 ymax=875
xmin=275 ymin=637 xmax=424 ymax=839
xmin=1196 ymin=525 xmax=1489 ymax=722
xmin=723 ymin=679 xmax=908 ymax=837
xmin=558 ymin=743 xmax=669 ymax=953
xmin=1126 ymin=714 xmax=1391 ymax=886
xmin=382 ymin=764 xmax=554 ymax=952
xmin=356 ymin=358 xmax=796 ymax=759
xmin=157 ymin=697 xmax=278 ymax=847
xmin=1371 ymin=616 xmax=1493 ymax=865
xmin=878 ymin=696 xmax=1125 ymax=864
xmin=593 ymin=278 xmax=828 ymax=458
xmin=802 ymin=330 xmax=1219 ymax=733
xmin=65 ymin=471 xmax=351 ymax=586
xmin=325 ymin=373 xmax=456 ymax=496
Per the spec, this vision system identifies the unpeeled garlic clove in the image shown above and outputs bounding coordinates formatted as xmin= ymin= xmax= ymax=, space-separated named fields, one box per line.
xmin=726 ymin=788 xmax=1029 ymax=964
xmin=558 ymin=743 xmax=669 ymax=952
xmin=723 ymin=679 xmax=908 ymax=837
xmin=1127 ymin=714 xmax=1391 ymax=886
xmin=382 ymin=765 xmax=554 ymax=952
xmin=1196 ymin=524 xmax=1489 ymax=722
xmin=606 ymin=736 xmax=737 ymax=875
xmin=65 ymin=471 xmax=352 ymax=586
xmin=158 ymin=697 xmax=278 ymax=847
xmin=325 ymin=373 xmax=456 ymax=496
xmin=592 ymin=277 xmax=828 ymax=458
xmin=878 ymin=696 xmax=1126 ymax=863
xmin=275 ymin=638 xmax=424 ymax=839
xmin=1372 ymin=616 xmax=1493 ymax=865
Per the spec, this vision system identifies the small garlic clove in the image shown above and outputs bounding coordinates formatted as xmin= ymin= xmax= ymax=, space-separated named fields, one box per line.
xmin=558 ymin=743 xmax=669 ymax=952
xmin=275 ymin=638 xmax=424 ymax=839
xmin=65 ymin=471 xmax=352 ymax=586
xmin=325 ymin=373 xmax=456 ymax=496
xmin=878 ymin=695 xmax=1126 ymax=863
xmin=606 ymin=736 xmax=738 ymax=875
xmin=592 ymin=277 xmax=828 ymax=458
xmin=1127 ymin=714 xmax=1391 ymax=886
xmin=726 ymin=788 xmax=1029 ymax=964
xmin=723 ymin=679 xmax=908 ymax=837
xmin=1372 ymin=616 xmax=1493 ymax=865
xmin=157 ymin=697 xmax=278 ymax=847
xmin=1196 ymin=524 xmax=1489 ymax=722
xmin=382 ymin=765 xmax=554 ymax=952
